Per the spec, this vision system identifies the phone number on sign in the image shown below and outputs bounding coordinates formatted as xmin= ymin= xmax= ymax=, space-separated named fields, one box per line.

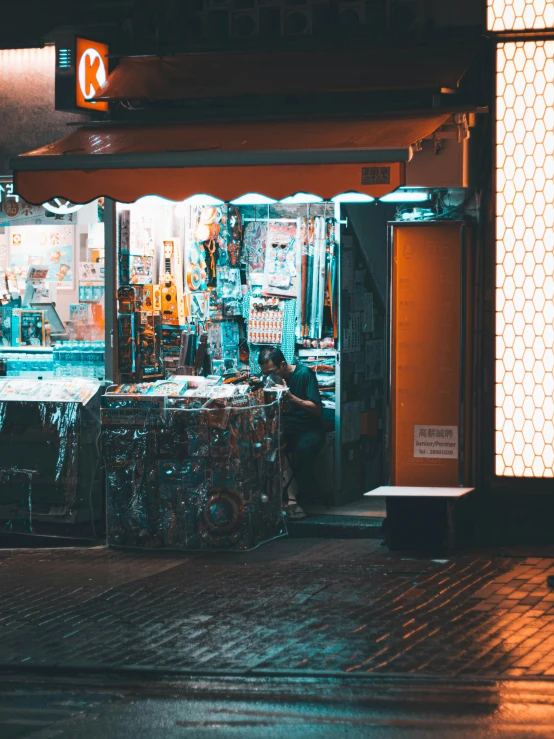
xmin=417 ymin=449 xmax=455 ymax=456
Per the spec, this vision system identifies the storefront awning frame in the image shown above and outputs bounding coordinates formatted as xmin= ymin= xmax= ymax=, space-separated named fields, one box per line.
xmin=10 ymin=112 xmax=455 ymax=204
xmin=12 ymin=146 xmax=411 ymax=172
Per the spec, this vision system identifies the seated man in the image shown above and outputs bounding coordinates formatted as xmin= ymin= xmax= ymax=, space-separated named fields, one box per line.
xmin=258 ymin=346 xmax=325 ymax=518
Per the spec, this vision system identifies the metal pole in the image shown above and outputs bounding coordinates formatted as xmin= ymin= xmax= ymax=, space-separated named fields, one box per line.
xmin=385 ymin=223 xmax=394 ymax=485
xmin=104 ymin=198 xmax=117 ymax=383
xmin=334 ymin=200 xmax=342 ymax=503
xmin=458 ymin=223 xmax=467 ymax=487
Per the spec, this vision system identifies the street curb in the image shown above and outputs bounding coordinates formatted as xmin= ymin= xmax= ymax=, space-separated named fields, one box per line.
xmin=2 ymin=662 xmax=554 ymax=684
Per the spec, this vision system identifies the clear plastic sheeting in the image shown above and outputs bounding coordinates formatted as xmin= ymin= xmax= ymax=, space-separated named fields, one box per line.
xmin=37 ymin=403 xmax=80 ymax=504
xmin=103 ymin=388 xmax=286 ymax=551
xmin=0 ymin=379 xmax=103 ymax=534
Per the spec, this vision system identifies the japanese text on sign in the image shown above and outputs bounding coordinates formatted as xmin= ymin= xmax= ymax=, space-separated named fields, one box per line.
xmin=414 ymin=425 xmax=458 ymax=459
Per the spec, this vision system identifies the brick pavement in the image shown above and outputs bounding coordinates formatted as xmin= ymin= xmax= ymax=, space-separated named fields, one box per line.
xmin=2 ymin=540 xmax=554 ymax=678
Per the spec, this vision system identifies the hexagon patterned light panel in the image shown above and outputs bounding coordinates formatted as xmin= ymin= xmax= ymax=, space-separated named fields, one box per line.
xmin=496 ymin=40 xmax=554 ymax=476
xmin=488 ymin=1 xmax=554 ymax=31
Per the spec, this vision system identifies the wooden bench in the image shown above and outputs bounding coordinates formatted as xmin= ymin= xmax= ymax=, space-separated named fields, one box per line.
xmin=365 ymin=486 xmax=475 ymax=553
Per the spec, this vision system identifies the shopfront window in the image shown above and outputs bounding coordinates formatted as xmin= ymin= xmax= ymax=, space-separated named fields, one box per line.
xmin=115 ymin=195 xmax=340 ymax=382
xmin=0 ymin=182 xmax=105 ymax=379
xmin=111 ymin=193 xmax=386 ymax=506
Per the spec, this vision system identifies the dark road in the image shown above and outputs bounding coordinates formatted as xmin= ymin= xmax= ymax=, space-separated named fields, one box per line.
xmin=2 ymin=672 xmax=554 ymax=738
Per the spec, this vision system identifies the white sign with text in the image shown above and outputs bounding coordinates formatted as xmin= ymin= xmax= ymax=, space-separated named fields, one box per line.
xmin=414 ymin=425 xmax=458 ymax=459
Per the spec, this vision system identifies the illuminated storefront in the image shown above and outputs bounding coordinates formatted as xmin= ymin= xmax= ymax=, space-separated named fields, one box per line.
xmin=4 ymin=32 xmax=483 ymax=547
xmin=0 ymin=179 xmax=105 ymax=378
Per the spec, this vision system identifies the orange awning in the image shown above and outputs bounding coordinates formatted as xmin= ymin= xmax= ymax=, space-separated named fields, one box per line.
xmin=93 ymin=44 xmax=476 ymax=101
xmin=12 ymin=113 xmax=452 ymax=205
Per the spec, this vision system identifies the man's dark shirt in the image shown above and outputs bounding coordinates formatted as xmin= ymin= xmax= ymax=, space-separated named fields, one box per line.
xmin=284 ymin=363 xmax=322 ymax=433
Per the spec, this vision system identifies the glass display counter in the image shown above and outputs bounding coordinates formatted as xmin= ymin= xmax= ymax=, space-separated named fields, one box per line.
xmin=0 ymin=343 xmax=105 ymax=379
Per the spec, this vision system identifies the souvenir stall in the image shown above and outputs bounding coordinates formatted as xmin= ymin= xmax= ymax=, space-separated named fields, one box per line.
xmin=0 ymin=185 xmax=106 ymax=538
xmin=98 ymin=195 xmax=379 ymax=551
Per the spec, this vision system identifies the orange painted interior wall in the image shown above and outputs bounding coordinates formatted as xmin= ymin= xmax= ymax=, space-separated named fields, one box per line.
xmin=391 ymin=223 xmax=464 ymax=486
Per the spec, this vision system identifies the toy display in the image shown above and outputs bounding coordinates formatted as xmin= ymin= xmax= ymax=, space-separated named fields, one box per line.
xmin=262 ymin=220 xmax=299 ymax=299
xmin=117 ymin=285 xmax=163 ymax=382
xmin=247 ymin=297 xmax=284 ymax=345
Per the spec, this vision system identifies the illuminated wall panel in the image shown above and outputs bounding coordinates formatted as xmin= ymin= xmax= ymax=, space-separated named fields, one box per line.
xmin=496 ymin=39 xmax=554 ymax=477
xmin=0 ymin=47 xmax=85 ymax=174
xmin=488 ymin=1 xmax=554 ymax=32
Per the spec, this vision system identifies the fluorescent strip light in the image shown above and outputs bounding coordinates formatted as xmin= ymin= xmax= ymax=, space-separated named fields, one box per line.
xmin=331 ymin=192 xmax=375 ymax=203
xmin=380 ymin=189 xmax=430 ymax=203
xmin=42 ymin=199 xmax=83 ymax=215
xmin=280 ymin=193 xmax=323 ymax=204
xmin=182 ymin=194 xmax=224 ymax=206
xmin=230 ymin=193 xmax=277 ymax=205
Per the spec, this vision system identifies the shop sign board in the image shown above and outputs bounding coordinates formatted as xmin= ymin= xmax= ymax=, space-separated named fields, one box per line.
xmin=76 ymin=38 xmax=109 ymax=112
xmin=414 ymin=425 xmax=458 ymax=459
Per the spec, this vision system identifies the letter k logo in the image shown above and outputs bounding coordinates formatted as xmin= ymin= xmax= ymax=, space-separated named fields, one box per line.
xmin=78 ymin=47 xmax=107 ymax=102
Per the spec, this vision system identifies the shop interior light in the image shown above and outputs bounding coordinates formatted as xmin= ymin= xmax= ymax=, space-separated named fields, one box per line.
xmin=182 ymin=194 xmax=224 ymax=206
xmin=280 ymin=193 xmax=323 ymax=204
xmin=42 ymin=199 xmax=83 ymax=215
xmin=379 ymin=189 xmax=431 ymax=203
xmin=230 ymin=193 xmax=277 ymax=205
xmin=175 ymin=194 xmax=224 ymax=216
xmin=331 ymin=192 xmax=375 ymax=203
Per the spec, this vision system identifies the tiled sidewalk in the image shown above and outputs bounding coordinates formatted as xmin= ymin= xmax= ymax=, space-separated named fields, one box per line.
xmin=2 ymin=539 xmax=554 ymax=678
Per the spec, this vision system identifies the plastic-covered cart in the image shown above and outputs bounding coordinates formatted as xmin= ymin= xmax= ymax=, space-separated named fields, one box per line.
xmin=0 ymin=379 xmax=103 ymax=535
xmin=103 ymin=382 xmax=286 ymax=551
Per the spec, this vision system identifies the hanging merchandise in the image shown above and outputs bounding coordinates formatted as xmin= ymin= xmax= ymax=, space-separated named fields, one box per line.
xmin=247 ymin=296 xmax=284 ymax=345
xmin=304 ymin=218 xmax=314 ymax=338
xmin=300 ymin=217 xmax=308 ymax=338
xmin=227 ymin=206 xmax=243 ymax=267
xmin=195 ymin=206 xmax=221 ymax=287
xmin=316 ymin=216 xmax=326 ymax=339
xmin=262 ymin=220 xmax=299 ymax=299
xmin=159 ymin=239 xmax=186 ymax=326
xmin=216 ymin=266 xmax=242 ymax=317
xmin=118 ymin=209 xmax=131 ymax=285
xmin=309 ymin=217 xmax=320 ymax=338
xmin=208 ymin=321 xmax=240 ymax=376
xmin=243 ymin=219 xmax=267 ymax=282
xmin=195 ymin=206 xmax=221 ymax=243
xmin=186 ymin=242 xmax=208 ymax=292
xmin=295 ymin=217 xmax=304 ymax=340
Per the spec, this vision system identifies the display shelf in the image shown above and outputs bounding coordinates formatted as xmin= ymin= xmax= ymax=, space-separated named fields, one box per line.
xmin=0 ymin=346 xmax=53 ymax=353
xmin=298 ymin=348 xmax=337 ymax=357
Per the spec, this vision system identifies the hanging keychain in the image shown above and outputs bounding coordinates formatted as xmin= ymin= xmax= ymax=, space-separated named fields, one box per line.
xmin=206 ymin=239 xmax=217 ymax=280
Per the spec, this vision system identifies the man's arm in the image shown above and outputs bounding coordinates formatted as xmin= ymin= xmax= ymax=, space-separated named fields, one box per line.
xmin=286 ymin=368 xmax=322 ymax=417
xmin=287 ymin=393 xmax=322 ymax=417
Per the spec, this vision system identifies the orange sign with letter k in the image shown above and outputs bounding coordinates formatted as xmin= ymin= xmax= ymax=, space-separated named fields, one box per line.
xmin=76 ymin=38 xmax=109 ymax=112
